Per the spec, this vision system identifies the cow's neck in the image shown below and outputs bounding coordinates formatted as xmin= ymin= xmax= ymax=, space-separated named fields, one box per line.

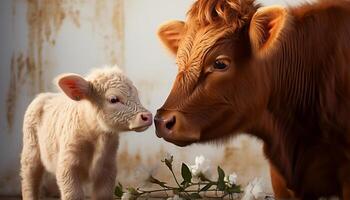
xmin=247 ymin=21 xmax=326 ymax=189
xmin=247 ymin=6 xmax=350 ymax=195
xmin=249 ymin=109 xmax=318 ymax=190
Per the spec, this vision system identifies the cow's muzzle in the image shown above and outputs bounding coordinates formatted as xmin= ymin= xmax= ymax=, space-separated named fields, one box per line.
xmin=154 ymin=109 xmax=200 ymax=146
xmin=154 ymin=110 xmax=176 ymax=138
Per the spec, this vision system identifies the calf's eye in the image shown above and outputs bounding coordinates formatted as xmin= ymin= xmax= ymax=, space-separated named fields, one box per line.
xmin=109 ymin=96 xmax=120 ymax=104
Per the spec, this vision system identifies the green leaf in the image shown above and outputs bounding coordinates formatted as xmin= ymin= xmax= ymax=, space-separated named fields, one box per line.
xmin=189 ymin=193 xmax=202 ymax=199
xmin=164 ymin=155 xmax=174 ymax=170
xmin=200 ymin=182 xmax=214 ymax=191
xmin=114 ymin=182 xmax=124 ymax=197
xmin=181 ymin=163 xmax=192 ymax=183
xmin=217 ymin=166 xmax=226 ymax=191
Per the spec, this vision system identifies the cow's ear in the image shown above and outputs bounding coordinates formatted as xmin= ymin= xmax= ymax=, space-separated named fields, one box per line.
xmin=249 ymin=6 xmax=290 ymax=57
xmin=56 ymin=73 xmax=90 ymax=101
xmin=158 ymin=20 xmax=185 ymax=55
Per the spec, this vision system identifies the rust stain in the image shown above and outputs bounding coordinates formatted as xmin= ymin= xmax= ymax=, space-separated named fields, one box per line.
xmin=26 ymin=0 xmax=82 ymax=90
xmin=6 ymin=56 xmax=17 ymax=130
xmin=6 ymin=54 xmax=31 ymax=130
xmin=112 ymin=0 xmax=124 ymax=41
xmin=112 ymin=0 xmax=125 ymax=66
xmin=12 ymin=0 xmax=16 ymax=18
xmin=94 ymin=0 xmax=124 ymax=67
xmin=95 ymin=0 xmax=106 ymax=19
xmin=68 ymin=9 xmax=80 ymax=28
xmin=26 ymin=0 xmax=66 ymax=93
xmin=6 ymin=0 xmax=82 ymax=131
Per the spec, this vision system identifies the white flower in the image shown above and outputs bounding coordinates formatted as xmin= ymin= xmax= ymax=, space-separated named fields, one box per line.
xmin=241 ymin=178 xmax=265 ymax=200
xmin=121 ymin=191 xmax=135 ymax=200
xmin=189 ymin=155 xmax=211 ymax=180
xmin=224 ymin=172 xmax=238 ymax=185
xmin=167 ymin=195 xmax=184 ymax=200
xmin=165 ymin=152 xmax=173 ymax=161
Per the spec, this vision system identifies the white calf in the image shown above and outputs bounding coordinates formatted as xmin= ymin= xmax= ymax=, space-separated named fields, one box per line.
xmin=20 ymin=66 xmax=152 ymax=200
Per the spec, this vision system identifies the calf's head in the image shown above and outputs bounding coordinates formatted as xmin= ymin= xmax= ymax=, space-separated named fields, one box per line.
xmin=57 ymin=67 xmax=152 ymax=133
xmin=155 ymin=0 xmax=290 ymax=146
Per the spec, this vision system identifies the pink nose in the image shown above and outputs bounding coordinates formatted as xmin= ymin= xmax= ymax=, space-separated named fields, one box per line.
xmin=138 ymin=112 xmax=153 ymax=126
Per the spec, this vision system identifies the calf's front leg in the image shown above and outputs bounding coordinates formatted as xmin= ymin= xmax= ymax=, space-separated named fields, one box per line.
xmin=91 ymin=163 xmax=117 ymax=200
xmin=91 ymin=135 xmax=118 ymax=200
xmin=56 ymin=154 xmax=84 ymax=200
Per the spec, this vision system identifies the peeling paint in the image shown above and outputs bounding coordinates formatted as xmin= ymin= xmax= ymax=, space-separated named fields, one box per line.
xmin=112 ymin=0 xmax=124 ymax=65
xmin=93 ymin=0 xmax=124 ymax=67
xmin=95 ymin=0 xmax=106 ymax=19
xmin=27 ymin=0 xmax=65 ymax=91
xmin=67 ymin=9 xmax=80 ymax=28
xmin=112 ymin=0 xmax=124 ymax=42
xmin=6 ymin=0 xmax=84 ymax=130
xmin=25 ymin=0 xmax=83 ymax=87
xmin=6 ymin=53 xmax=33 ymax=130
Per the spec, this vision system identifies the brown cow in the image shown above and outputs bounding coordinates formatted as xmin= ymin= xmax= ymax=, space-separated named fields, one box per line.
xmin=154 ymin=0 xmax=350 ymax=199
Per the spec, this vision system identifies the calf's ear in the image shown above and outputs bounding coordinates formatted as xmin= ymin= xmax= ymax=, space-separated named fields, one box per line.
xmin=56 ymin=74 xmax=90 ymax=101
xmin=158 ymin=20 xmax=185 ymax=55
xmin=249 ymin=6 xmax=290 ymax=57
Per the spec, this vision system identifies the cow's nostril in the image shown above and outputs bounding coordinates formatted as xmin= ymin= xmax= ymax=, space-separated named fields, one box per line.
xmin=165 ymin=116 xmax=176 ymax=130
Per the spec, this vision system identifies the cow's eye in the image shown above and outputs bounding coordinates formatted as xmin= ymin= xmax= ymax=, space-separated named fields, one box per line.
xmin=214 ymin=60 xmax=227 ymax=69
xmin=109 ymin=96 xmax=120 ymax=104
xmin=213 ymin=57 xmax=230 ymax=70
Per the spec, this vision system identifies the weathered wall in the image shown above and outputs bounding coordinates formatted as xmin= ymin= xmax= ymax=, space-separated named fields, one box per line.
xmin=0 ymin=0 xmax=306 ymax=196
xmin=0 ymin=0 xmax=124 ymax=195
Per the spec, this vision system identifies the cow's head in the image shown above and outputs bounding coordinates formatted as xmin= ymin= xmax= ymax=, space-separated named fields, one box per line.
xmin=155 ymin=0 xmax=291 ymax=146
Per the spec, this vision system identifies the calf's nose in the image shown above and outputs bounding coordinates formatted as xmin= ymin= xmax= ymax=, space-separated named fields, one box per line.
xmin=137 ymin=112 xmax=153 ymax=126
xmin=154 ymin=111 xmax=176 ymax=138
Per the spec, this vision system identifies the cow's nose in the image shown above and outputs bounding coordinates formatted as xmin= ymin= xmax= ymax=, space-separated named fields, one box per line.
xmin=154 ymin=111 xmax=176 ymax=138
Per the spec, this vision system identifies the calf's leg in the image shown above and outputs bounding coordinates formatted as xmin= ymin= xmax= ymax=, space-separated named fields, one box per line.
xmin=91 ymin=135 xmax=118 ymax=200
xmin=20 ymin=127 xmax=44 ymax=200
xmin=91 ymin=164 xmax=116 ymax=200
xmin=56 ymin=153 xmax=84 ymax=200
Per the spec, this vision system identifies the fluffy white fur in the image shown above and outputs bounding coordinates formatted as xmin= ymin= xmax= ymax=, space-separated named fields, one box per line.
xmin=20 ymin=66 xmax=152 ymax=200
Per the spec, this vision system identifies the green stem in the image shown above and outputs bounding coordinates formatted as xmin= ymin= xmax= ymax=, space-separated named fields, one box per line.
xmin=170 ymin=169 xmax=182 ymax=188
xmin=169 ymin=169 xmax=192 ymax=199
